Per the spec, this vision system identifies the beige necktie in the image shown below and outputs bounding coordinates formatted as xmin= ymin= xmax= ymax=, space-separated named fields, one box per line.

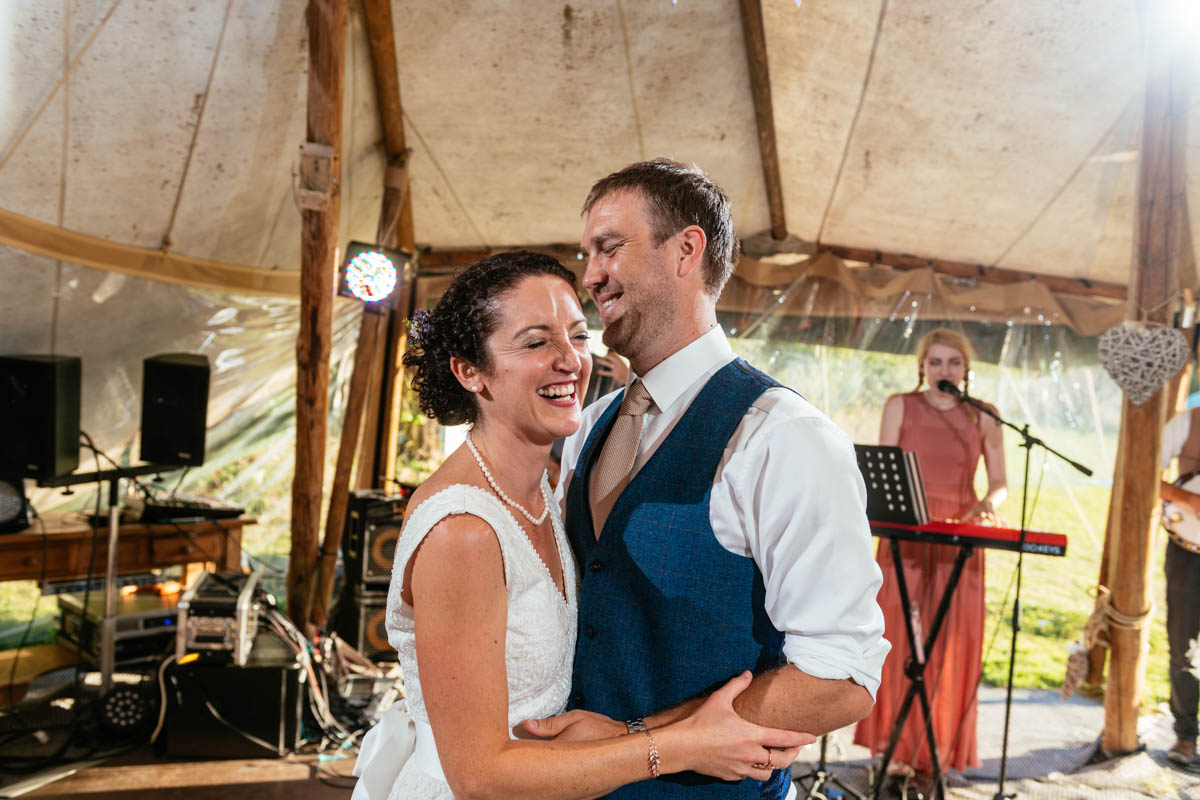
xmin=590 ymin=380 xmax=654 ymax=533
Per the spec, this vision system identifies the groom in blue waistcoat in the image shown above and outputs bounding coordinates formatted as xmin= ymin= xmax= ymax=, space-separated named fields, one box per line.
xmin=529 ymin=159 xmax=889 ymax=799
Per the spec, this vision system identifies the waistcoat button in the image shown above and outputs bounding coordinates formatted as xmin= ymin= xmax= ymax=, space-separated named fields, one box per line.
xmin=584 ymin=624 xmax=596 ymax=638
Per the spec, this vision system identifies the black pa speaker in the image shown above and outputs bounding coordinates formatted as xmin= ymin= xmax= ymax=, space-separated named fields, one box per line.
xmin=163 ymin=632 xmax=303 ymax=757
xmin=343 ymin=490 xmax=408 ymax=590
xmin=0 ymin=355 xmax=81 ymax=480
xmin=140 ymin=354 xmax=210 ymax=467
xmin=0 ymin=477 xmax=30 ymax=534
xmin=334 ymin=587 xmax=394 ymax=662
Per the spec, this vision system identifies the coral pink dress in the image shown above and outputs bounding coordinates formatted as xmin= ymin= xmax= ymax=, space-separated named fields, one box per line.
xmin=854 ymin=392 xmax=986 ymax=773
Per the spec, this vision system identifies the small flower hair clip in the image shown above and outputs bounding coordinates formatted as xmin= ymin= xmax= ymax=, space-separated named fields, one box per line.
xmin=406 ymin=308 xmax=434 ymax=346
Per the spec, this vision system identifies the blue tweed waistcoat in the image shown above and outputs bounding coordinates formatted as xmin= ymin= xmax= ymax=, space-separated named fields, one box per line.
xmin=566 ymin=358 xmax=791 ymax=800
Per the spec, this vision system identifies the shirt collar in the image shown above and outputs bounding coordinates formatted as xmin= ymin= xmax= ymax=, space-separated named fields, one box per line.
xmin=635 ymin=326 xmax=734 ymax=414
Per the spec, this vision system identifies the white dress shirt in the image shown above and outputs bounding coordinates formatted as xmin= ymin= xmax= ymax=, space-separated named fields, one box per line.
xmin=1164 ymin=410 xmax=1192 ymax=470
xmin=558 ymin=326 xmax=890 ymax=699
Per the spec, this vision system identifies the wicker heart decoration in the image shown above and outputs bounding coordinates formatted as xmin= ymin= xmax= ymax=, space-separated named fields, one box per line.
xmin=1098 ymin=323 xmax=1190 ymax=406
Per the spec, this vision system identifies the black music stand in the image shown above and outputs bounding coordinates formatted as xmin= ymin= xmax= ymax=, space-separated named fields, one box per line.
xmin=855 ymin=445 xmax=929 ymax=527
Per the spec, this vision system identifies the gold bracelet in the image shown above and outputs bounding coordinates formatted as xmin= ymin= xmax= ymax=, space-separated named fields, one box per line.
xmin=626 ymin=718 xmax=660 ymax=778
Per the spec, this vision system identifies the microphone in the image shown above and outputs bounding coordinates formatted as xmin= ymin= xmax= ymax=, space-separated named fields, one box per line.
xmin=936 ymin=379 xmax=963 ymax=397
xmin=935 ymin=378 xmax=1004 ymax=429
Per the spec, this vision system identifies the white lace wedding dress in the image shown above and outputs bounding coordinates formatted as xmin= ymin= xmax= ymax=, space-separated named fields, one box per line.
xmin=352 ymin=481 xmax=578 ymax=800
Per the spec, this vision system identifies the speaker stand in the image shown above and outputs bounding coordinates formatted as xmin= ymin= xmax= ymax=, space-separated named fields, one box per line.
xmin=39 ymin=464 xmax=170 ymax=691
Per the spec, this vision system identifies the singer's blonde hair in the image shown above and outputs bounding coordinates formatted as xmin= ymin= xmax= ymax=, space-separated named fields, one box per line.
xmin=914 ymin=327 xmax=973 ymax=399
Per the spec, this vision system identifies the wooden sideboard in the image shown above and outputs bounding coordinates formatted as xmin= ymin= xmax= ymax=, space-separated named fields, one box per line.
xmin=0 ymin=514 xmax=252 ymax=583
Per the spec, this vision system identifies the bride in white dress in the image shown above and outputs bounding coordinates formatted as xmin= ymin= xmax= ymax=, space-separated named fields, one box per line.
xmin=353 ymin=252 xmax=810 ymax=800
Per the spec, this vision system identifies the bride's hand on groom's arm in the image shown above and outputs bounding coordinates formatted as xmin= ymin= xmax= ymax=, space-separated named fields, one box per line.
xmin=520 ymin=710 xmax=624 ymax=741
xmin=523 ymin=673 xmax=817 ymax=783
xmin=666 ymin=671 xmax=815 ymax=781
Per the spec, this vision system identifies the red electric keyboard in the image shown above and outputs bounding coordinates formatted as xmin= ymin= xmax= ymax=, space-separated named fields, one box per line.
xmin=870 ymin=519 xmax=1068 ymax=557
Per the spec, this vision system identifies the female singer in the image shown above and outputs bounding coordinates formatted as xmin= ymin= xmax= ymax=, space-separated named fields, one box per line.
xmin=853 ymin=327 xmax=1007 ymax=777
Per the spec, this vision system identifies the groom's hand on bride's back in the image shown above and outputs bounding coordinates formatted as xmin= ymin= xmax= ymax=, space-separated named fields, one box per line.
xmin=519 ymin=709 xmax=625 ymax=741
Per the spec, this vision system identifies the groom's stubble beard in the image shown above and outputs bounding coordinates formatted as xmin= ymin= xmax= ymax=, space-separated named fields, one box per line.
xmin=600 ymin=258 xmax=679 ymax=367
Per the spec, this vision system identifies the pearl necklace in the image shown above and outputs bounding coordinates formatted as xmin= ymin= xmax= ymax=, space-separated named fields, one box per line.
xmin=465 ymin=432 xmax=549 ymax=525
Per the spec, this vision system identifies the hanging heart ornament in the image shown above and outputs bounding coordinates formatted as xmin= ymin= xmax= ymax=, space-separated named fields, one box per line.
xmin=1097 ymin=323 xmax=1190 ymax=405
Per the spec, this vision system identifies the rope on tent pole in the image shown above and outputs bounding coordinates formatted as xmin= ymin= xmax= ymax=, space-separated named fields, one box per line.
xmin=1063 ymin=585 xmax=1152 ymax=699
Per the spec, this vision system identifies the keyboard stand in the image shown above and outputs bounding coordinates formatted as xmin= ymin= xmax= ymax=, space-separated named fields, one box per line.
xmin=869 ymin=534 xmax=973 ymax=800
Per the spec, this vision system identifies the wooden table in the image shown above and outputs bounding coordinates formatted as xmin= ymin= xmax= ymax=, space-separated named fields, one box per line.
xmin=0 ymin=514 xmax=253 ymax=583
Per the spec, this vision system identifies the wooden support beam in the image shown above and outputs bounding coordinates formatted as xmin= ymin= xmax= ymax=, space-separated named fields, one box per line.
xmin=363 ymin=0 xmax=406 ymax=157
xmin=418 ymin=245 xmax=585 ymax=270
xmin=362 ymin=0 xmax=417 ymax=492
xmin=822 ymin=244 xmax=1127 ymax=301
xmin=313 ymin=161 xmax=411 ymax=625
xmin=355 ymin=315 xmax=388 ymax=489
xmin=381 ymin=274 xmax=416 ymax=487
xmin=310 ymin=309 xmax=382 ymax=630
xmin=288 ymin=0 xmax=345 ymax=630
xmin=737 ymin=0 xmax=787 ymax=240
xmin=1086 ymin=432 xmax=1126 ymax=685
xmin=418 ymin=243 xmax=1127 ymax=301
xmin=1101 ymin=0 xmax=1190 ymax=753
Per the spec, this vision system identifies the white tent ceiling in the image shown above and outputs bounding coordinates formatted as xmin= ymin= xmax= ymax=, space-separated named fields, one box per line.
xmin=0 ymin=0 xmax=1197 ymax=298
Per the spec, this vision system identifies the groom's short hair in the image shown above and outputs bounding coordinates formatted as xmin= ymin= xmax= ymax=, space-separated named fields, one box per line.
xmin=583 ymin=158 xmax=739 ymax=298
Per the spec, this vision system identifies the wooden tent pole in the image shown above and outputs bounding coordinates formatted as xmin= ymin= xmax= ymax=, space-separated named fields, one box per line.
xmin=355 ymin=314 xmax=388 ymax=489
xmin=737 ymin=0 xmax=787 ymax=240
xmin=310 ymin=166 xmax=410 ymax=629
xmin=1087 ymin=365 xmax=1188 ymax=687
xmin=310 ymin=310 xmax=381 ymax=628
xmin=287 ymin=0 xmax=345 ymax=630
xmin=1086 ymin=436 xmax=1125 ymax=685
xmin=362 ymin=0 xmax=416 ymax=492
xmin=308 ymin=0 xmax=412 ymax=626
xmin=1101 ymin=0 xmax=1190 ymax=752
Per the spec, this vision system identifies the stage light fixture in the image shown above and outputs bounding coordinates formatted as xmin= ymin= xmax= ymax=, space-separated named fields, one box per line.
xmin=338 ymin=241 xmax=409 ymax=306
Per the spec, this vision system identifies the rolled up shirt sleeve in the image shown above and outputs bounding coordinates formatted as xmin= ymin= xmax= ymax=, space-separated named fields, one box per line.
xmin=714 ymin=397 xmax=890 ymax=699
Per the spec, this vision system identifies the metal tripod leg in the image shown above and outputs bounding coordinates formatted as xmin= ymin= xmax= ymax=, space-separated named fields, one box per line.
xmin=793 ymin=734 xmax=869 ymax=800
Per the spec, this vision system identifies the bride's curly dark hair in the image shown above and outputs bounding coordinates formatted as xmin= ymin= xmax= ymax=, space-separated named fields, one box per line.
xmin=403 ymin=250 xmax=578 ymax=426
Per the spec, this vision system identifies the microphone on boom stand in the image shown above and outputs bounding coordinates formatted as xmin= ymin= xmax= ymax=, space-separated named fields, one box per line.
xmin=936 ymin=378 xmax=1092 ymax=800
xmin=937 ymin=379 xmax=977 ymax=404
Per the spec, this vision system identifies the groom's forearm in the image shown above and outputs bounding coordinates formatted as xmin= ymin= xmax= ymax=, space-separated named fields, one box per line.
xmin=731 ymin=665 xmax=872 ymax=734
xmin=645 ymin=665 xmax=872 ymax=736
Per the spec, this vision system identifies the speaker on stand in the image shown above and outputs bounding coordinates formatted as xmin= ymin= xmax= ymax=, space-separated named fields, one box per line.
xmin=337 ymin=589 xmax=392 ymax=663
xmin=333 ymin=491 xmax=409 ymax=660
xmin=0 ymin=354 xmax=81 ymax=480
xmin=140 ymin=353 xmax=210 ymax=467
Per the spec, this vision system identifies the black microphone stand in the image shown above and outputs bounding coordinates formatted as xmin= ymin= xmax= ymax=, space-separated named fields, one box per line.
xmin=937 ymin=382 xmax=1092 ymax=800
xmin=39 ymin=463 xmax=171 ymax=691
